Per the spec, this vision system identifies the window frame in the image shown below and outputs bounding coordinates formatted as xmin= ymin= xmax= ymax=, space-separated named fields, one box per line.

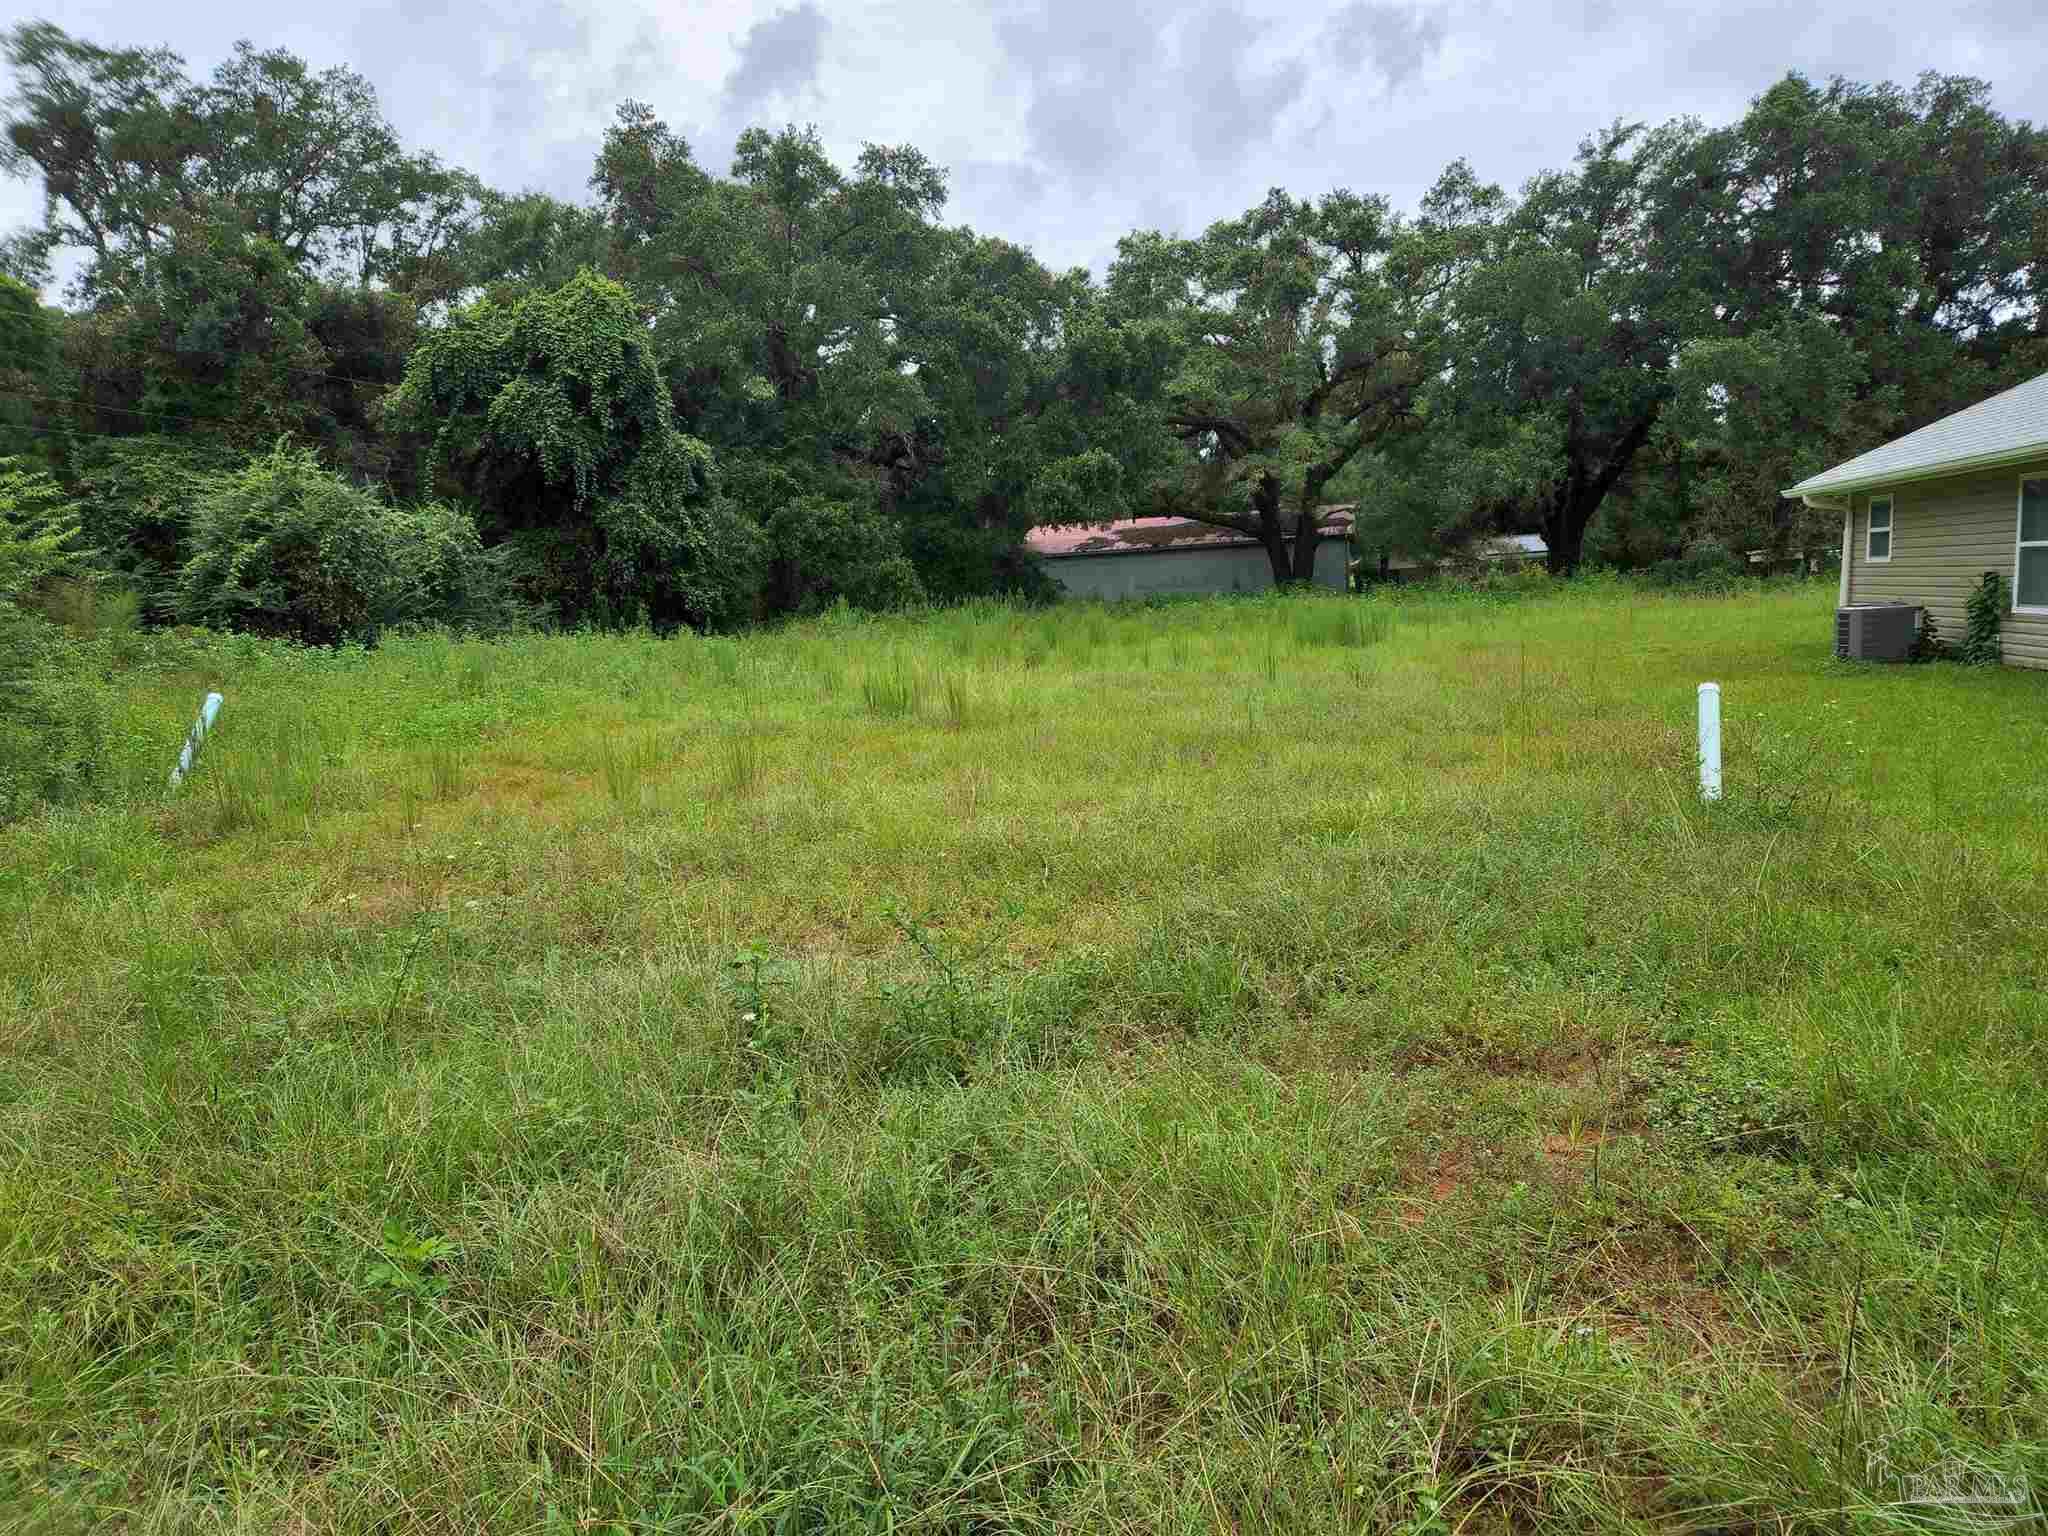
xmin=2017 ymin=474 xmax=2048 ymax=616
xmin=1864 ymin=493 xmax=1894 ymax=563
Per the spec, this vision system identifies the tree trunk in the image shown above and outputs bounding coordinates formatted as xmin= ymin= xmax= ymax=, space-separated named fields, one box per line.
xmin=1544 ymin=477 xmax=1609 ymax=575
xmin=1545 ymin=408 xmax=1660 ymax=575
xmin=1289 ymin=523 xmax=1321 ymax=583
xmin=1261 ymin=533 xmax=1293 ymax=586
xmin=1251 ymin=473 xmax=1302 ymax=588
xmin=1543 ymin=479 xmax=1583 ymax=575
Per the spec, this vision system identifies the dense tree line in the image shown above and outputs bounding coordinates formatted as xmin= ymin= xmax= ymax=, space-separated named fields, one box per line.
xmin=1 ymin=20 xmax=2044 ymax=653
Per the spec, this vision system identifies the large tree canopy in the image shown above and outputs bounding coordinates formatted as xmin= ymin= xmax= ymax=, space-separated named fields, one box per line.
xmin=1093 ymin=188 xmax=1438 ymax=583
xmin=587 ymin=104 xmax=1094 ymax=603
xmin=588 ymin=108 xmax=946 ymax=435
xmin=1410 ymin=76 xmax=2048 ymax=573
xmin=1412 ymin=123 xmax=1715 ymax=574
xmin=1 ymin=22 xmax=480 ymax=299
xmin=3 ymin=18 xmax=2045 ymax=620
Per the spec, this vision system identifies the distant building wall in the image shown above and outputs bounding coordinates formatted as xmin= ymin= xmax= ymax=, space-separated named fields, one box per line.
xmin=1045 ymin=540 xmax=1348 ymax=600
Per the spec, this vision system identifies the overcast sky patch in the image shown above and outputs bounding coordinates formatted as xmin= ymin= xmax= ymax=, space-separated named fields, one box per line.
xmin=4 ymin=0 xmax=2043 ymax=284
xmin=721 ymin=4 xmax=828 ymax=122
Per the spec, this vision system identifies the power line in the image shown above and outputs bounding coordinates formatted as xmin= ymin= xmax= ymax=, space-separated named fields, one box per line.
xmin=0 ymin=418 xmax=275 ymax=449
xmin=0 ymin=386 xmax=284 ymax=435
xmin=0 ymin=418 xmax=413 ymax=490
xmin=0 ymin=345 xmax=409 ymax=395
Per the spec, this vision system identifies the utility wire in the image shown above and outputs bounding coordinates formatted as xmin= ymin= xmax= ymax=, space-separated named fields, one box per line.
xmin=0 ymin=418 xmax=280 ymax=448
xmin=0 ymin=386 xmax=296 ymax=435
xmin=0 ymin=346 xmax=408 ymax=394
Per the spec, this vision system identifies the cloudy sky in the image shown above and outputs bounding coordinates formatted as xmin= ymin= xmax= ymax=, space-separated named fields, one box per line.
xmin=6 ymin=0 xmax=2045 ymax=278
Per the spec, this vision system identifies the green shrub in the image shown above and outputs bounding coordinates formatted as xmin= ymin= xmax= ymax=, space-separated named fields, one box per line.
xmin=593 ymin=443 xmax=766 ymax=632
xmin=404 ymin=501 xmax=533 ymax=634
xmin=0 ymin=606 xmax=112 ymax=821
xmin=171 ymin=445 xmax=499 ymax=645
xmin=66 ymin=435 xmax=245 ymax=613
xmin=1642 ymin=538 xmax=1746 ymax=591
xmin=1480 ymin=557 xmax=1554 ymax=594
xmin=1962 ymin=570 xmax=2004 ymax=664
xmin=0 ymin=459 xmax=86 ymax=603
xmin=762 ymin=493 xmax=927 ymax=617
xmin=503 ymin=443 xmax=767 ymax=633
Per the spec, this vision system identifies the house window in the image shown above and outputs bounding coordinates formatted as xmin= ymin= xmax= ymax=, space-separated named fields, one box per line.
xmin=2019 ymin=477 xmax=2048 ymax=613
xmin=1866 ymin=495 xmax=1893 ymax=562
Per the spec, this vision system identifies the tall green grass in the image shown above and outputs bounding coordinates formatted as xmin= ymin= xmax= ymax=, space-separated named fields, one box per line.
xmin=2 ymin=581 xmax=2044 ymax=1531
xmin=861 ymin=653 xmax=929 ymax=719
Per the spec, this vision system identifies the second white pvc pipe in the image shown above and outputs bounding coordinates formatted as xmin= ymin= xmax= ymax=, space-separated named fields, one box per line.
xmin=1697 ymin=682 xmax=1722 ymax=801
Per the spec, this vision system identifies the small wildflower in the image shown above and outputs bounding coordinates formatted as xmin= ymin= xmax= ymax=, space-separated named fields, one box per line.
xmin=742 ymin=1010 xmax=758 ymax=1023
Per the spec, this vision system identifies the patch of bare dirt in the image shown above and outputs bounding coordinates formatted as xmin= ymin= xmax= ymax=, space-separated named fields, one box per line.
xmin=470 ymin=764 xmax=594 ymax=822
xmin=1389 ymin=1032 xmax=1633 ymax=1083
xmin=1394 ymin=1145 xmax=1475 ymax=1227
xmin=1565 ymin=1246 xmax=1750 ymax=1361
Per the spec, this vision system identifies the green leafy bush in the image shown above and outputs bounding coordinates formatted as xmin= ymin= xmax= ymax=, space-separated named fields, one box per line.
xmin=762 ymin=493 xmax=926 ymax=616
xmin=502 ymin=437 xmax=766 ymax=632
xmin=1641 ymin=538 xmax=1746 ymax=591
xmin=405 ymin=502 xmax=532 ymax=635
xmin=1962 ymin=570 xmax=2004 ymax=664
xmin=0 ymin=459 xmax=85 ymax=602
xmin=170 ymin=444 xmax=499 ymax=645
xmin=66 ymin=435 xmax=245 ymax=613
xmin=0 ymin=464 xmax=110 ymax=819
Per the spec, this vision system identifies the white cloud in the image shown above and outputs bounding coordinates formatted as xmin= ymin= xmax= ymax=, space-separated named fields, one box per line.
xmin=3 ymin=0 xmax=2042 ymax=287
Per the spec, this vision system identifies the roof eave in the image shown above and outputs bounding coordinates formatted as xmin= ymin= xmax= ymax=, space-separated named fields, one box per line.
xmin=1782 ymin=439 xmax=2048 ymax=500
xmin=1039 ymin=539 xmax=1259 ymax=559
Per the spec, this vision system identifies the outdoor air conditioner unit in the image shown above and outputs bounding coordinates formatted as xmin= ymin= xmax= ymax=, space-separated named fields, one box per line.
xmin=1835 ymin=604 xmax=1920 ymax=661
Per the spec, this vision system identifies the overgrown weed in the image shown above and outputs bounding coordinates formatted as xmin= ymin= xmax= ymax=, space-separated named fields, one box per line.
xmin=6 ymin=580 xmax=2046 ymax=1530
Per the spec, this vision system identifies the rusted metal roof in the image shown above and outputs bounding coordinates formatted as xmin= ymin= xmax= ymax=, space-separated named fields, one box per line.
xmin=1027 ymin=506 xmax=1354 ymax=559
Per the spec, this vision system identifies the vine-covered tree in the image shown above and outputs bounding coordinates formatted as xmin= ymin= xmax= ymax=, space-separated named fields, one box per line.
xmin=385 ymin=268 xmax=759 ymax=631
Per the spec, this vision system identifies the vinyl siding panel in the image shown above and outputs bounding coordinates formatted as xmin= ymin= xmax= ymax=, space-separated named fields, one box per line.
xmin=1841 ymin=459 xmax=2048 ymax=669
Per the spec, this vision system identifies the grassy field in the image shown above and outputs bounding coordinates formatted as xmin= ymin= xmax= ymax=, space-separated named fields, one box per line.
xmin=3 ymin=582 xmax=2045 ymax=1532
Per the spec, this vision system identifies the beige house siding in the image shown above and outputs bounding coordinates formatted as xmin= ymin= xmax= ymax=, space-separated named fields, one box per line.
xmin=1841 ymin=459 xmax=2048 ymax=669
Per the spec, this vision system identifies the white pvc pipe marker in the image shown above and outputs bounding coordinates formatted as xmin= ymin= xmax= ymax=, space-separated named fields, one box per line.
xmin=168 ymin=691 xmax=223 ymax=789
xmin=1697 ymin=682 xmax=1722 ymax=801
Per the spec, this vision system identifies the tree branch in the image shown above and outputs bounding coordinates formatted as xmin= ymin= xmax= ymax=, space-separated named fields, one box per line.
xmin=1587 ymin=405 xmax=1660 ymax=502
xmin=1166 ymin=412 xmax=1254 ymax=454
